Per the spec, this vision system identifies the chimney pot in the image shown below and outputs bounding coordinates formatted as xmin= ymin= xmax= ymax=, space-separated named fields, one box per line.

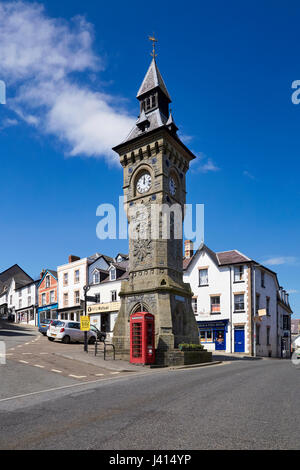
xmin=184 ymin=240 xmax=194 ymax=259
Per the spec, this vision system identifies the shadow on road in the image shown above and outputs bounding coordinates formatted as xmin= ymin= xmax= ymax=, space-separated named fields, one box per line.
xmin=212 ymin=353 xmax=263 ymax=362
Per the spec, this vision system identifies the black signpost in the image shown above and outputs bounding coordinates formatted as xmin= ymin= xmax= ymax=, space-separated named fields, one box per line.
xmin=83 ymin=285 xmax=91 ymax=353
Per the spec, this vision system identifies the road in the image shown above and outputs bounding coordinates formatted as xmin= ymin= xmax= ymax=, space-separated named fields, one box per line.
xmin=0 ymin=330 xmax=299 ymax=450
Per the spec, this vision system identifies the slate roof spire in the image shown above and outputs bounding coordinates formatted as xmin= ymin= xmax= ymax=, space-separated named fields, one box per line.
xmin=137 ymin=57 xmax=171 ymax=102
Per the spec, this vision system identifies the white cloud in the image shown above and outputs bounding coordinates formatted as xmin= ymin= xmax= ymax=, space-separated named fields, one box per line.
xmin=191 ymin=153 xmax=220 ymax=173
xmin=243 ymin=170 xmax=257 ymax=180
xmin=287 ymin=289 xmax=299 ymax=294
xmin=262 ymin=256 xmax=298 ymax=266
xmin=0 ymin=1 xmax=135 ymax=163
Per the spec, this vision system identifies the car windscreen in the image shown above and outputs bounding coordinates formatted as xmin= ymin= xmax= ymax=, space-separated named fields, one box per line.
xmin=51 ymin=321 xmax=65 ymax=327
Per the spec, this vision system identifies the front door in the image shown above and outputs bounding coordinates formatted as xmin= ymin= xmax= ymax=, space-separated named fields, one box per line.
xmin=215 ymin=329 xmax=226 ymax=350
xmin=234 ymin=328 xmax=245 ymax=352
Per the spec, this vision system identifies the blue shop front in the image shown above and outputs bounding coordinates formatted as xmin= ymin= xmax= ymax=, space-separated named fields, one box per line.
xmin=37 ymin=304 xmax=58 ymax=326
xmin=197 ymin=319 xmax=229 ymax=351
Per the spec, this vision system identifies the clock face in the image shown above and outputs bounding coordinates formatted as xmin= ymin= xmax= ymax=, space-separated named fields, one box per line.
xmin=136 ymin=172 xmax=152 ymax=194
xmin=169 ymin=177 xmax=177 ymax=196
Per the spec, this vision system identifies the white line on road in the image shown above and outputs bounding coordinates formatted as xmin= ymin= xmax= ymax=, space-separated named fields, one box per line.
xmin=110 ymin=372 xmax=120 ymax=375
xmin=19 ymin=360 xmax=29 ymax=364
xmin=51 ymin=369 xmax=62 ymax=374
xmin=34 ymin=365 xmax=45 ymax=369
xmin=95 ymin=373 xmax=104 ymax=376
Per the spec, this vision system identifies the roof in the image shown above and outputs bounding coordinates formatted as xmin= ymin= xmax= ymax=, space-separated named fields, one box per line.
xmin=124 ymin=108 xmax=168 ymax=142
xmin=137 ymin=58 xmax=171 ymax=101
xmin=0 ymin=264 xmax=33 ymax=296
xmin=216 ymin=250 xmax=251 ymax=265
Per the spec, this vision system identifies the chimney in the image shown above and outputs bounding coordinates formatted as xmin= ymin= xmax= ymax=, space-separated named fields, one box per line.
xmin=68 ymin=255 xmax=80 ymax=264
xmin=184 ymin=240 xmax=194 ymax=259
xmin=40 ymin=269 xmax=46 ymax=279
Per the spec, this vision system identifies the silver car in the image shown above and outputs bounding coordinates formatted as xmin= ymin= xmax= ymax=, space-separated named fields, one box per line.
xmin=47 ymin=320 xmax=97 ymax=344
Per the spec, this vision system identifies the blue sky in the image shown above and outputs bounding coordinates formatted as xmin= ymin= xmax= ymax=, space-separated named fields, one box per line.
xmin=0 ymin=0 xmax=299 ymax=316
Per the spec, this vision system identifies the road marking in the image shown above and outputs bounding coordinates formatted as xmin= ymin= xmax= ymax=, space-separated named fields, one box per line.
xmin=19 ymin=360 xmax=29 ymax=364
xmin=39 ymin=352 xmax=48 ymax=355
xmin=9 ymin=348 xmax=15 ymax=351
xmin=69 ymin=375 xmax=87 ymax=379
xmin=34 ymin=364 xmax=45 ymax=369
xmin=22 ymin=353 xmax=32 ymax=355
xmin=0 ymin=371 xmax=155 ymax=403
xmin=110 ymin=372 xmax=120 ymax=375
xmin=17 ymin=345 xmax=22 ymax=348
xmin=51 ymin=369 xmax=62 ymax=374
xmin=25 ymin=343 xmax=30 ymax=345
xmin=95 ymin=373 xmax=104 ymax=376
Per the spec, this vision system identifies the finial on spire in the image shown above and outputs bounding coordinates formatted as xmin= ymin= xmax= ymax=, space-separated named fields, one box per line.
xmin=148 ymin=33 xmax=158 ymax=58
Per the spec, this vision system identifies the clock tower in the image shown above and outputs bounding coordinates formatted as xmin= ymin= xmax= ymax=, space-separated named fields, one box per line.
xmin=112 ymin=46 xmax=199 ymax=364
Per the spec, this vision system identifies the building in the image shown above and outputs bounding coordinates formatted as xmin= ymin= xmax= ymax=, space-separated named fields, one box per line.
xmin=87 ymin=254 xmax=128 ymax=340
xmin=0 ymin=264 xmax=35 ymax=322
xmin=291 ymin=319 xmax=300 ymax=349
xmin=14 ymin=279 xmax=39 ymax=325
xmin=37 ymin=269 xmax=58 ymax=326
xmin=183 ymin=241 xmax=292 ymax=357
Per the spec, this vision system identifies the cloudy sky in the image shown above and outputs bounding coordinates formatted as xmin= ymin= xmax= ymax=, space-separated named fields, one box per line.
xmin=0 ymin=0 xmax=299 ymax=316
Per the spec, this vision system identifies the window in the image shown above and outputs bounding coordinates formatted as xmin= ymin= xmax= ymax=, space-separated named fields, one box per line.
xmin=266 ymin=326 xmax=270 ymax=346
xmin=63 ymin=273 xmax=68 ymax=286
xmin=27 ymin=286 xmax=31 ymax=294
xmin=19 ymin=290 xmax=22 ymax=297
xmin=45 ymin=276 xmax=50 ymax=288
xmin=261 ymin=271 xmax=265 ymax=288
xmin=28 ymin=296 xmax=31 ymax=306
xmin=74 ymin=291 xmax=80 ymax=305
xmin=74 ymin=270 xmax=80 ymax=283
xmin=50 ymin=290 xmax=55 ymax=304
xmin=211 ymin=296 xmax=221 ymax=314
xmin=93 ymin=271 xmax=100 ymax=284
xmin=234 ymin=266 xmax=244 ymax=282
xmin=283 ymin=315 xmax=290 ymax=330
xmin=95 ymin=293 xmax=100 ymax=304
xmin=111 ymin=290 xmax=117 ymax=302
xmin=19 ymin=299 xmax=22 ymax=309
xmin=266 ymin=297 xmax=270 ymax=316
xmin=10 ymin=295 xmax=12 ymax=305
xmin=234 ymin=294 xmax=245 ymax=312
xmin=110 ymin=268 xmax=116 ymax=281
xmin=256 ymin=324 xmax=260 ymax=345
xmin=256 ymin=294 xmax=260 ymax=315
xmin=63 ymin=293 xmax=68 ymax=307
xmin=42 ymin=293 xmax=46 ymax=306
xmin=192 ymin=298 xmax=197 ymax=314
xmin=199 ymin=268 xmax=208 ymax=286
xmin=200 ymin=330 xmax=213 ymax=343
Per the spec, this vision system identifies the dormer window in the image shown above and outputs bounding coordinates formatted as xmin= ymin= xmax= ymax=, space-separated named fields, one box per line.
xmin=110 ymin=267 xmax=116 ymax=281
xmin=93 ymin=270 xmax=100 ymax=285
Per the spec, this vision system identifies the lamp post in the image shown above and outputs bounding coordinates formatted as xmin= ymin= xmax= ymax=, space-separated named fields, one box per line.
xmin=83 ymin=285 xmax=91 ymax=353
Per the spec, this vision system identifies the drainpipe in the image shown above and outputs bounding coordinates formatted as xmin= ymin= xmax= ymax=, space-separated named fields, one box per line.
xmin=253 ymin=265 xmax=256 ymax=357
xmin=230 ymin=267 xmax=233 ymax=353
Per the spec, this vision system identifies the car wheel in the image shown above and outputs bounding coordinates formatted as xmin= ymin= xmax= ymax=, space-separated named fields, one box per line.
xmin=48 ymin=337 xmax=55 ymax=342
xmin=88 ymin=336 xmax=96 ymax=345
xmin=62 ymin=335 xmax=71 ymax=344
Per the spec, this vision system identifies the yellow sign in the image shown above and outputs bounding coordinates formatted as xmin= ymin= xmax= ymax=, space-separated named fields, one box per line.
xmin=80 ymin=316 xmax=90 ymax=331
xmin=87 ymin=302 xmax=121 ymax=315
xmin=258 ymin=309 xmax=267 ymax=317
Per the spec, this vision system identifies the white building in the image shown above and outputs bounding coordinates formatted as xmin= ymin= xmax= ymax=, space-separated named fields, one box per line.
xmin=0 ymin=264 xmax=38 ymax=325
xmin=87 ymin=254 xmax=128 ymax=341
xmin=183 ymin=241 xmax=292 ymax=357
xmin=57 ymin=255 xmax=92 ymax=322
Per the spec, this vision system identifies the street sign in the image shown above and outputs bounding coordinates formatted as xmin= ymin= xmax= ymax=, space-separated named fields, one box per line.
xmin=258 ymin=309 xmax=267 ymax=316
xmin=80 ymin=316 xmax=90 ymax=331
xmin=85 ymin=296 xmax=98 ymax=302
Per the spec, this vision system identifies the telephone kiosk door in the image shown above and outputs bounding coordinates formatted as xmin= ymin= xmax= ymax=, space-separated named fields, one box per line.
xmin=130 ymin=312 xmax=155 ymax=365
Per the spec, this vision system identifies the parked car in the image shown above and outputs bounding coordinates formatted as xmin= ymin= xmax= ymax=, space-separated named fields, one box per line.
xmin=38 ymin=318 xmax=52 ymax=336
xmin=47 ymin=320 xmax=97 ymax=344
xmin=90 ymin=325 xmax=107 ymax=342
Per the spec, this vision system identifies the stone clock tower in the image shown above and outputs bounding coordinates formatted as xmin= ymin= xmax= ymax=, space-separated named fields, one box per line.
xmin=112 ymin=48 xmax=199 ymax=364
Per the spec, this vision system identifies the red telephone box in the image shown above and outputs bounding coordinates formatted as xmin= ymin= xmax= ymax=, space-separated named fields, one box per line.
xmin=130 ymin=312 xmax=155 ymax=365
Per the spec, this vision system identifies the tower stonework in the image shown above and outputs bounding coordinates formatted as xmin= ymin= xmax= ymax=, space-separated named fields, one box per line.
xmin=112 ymin=56 xmax=199 ymax=364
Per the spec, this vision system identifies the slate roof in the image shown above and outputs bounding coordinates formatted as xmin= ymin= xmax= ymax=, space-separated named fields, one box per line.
xmin=137 ymin=58 xmax=171 ymax=101
xmin=0 ymin=264 xmax=33 ymax=296
xmin=124 ymin=108 xmax=168 ymax=142
xmin=216 ymin=250 xmax=251 ymax=266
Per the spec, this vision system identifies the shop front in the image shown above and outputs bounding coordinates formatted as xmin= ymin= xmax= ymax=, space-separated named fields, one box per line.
xmin=197 ymin=319 xmax=229 ymax=351
xmin=38 ymin=303 xmax=58 ymax=326
xmin=87 ymin=302 xmax=121 ymax=340
xmin=16 ymin=306 xmax=37 ymax=325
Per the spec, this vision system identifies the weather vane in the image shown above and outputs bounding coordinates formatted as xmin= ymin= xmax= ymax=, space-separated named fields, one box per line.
xmin=148 ymin=34 xmax=158 ymax=58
